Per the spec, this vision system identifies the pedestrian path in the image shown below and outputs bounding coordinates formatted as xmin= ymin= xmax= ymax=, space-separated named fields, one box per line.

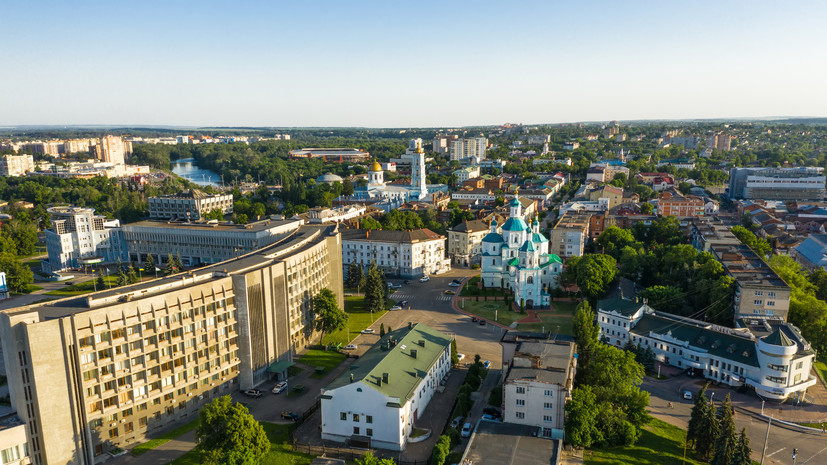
xmin=436 ymin=295 xmax=453 ymax=301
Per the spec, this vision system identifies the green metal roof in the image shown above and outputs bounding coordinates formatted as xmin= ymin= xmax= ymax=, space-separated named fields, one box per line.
xmin=482 ymin=232 xmax=504 ymax=243
xmin=326 ymin=323 xmax=452 ymax=404
xmin=547 ymin=253 xmax=562 ymax=264
xmin=532 ymin=233 xmax=549 ymax=243
xmin=519 ymin=240 xmax=536 ymax=252
xmin=266 ymin=360 xmax=294 ymax=373
xmin=508 ymin=257 xmax=519 ymax=266
xmin=762 ymin=329 xmax=795 ymax=347
xmin=501 ymin=217 xmax=528 ymax=232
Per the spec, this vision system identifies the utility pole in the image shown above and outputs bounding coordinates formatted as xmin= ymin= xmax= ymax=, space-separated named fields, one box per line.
xmin=760 ymin=416 xmax=772 ymax=465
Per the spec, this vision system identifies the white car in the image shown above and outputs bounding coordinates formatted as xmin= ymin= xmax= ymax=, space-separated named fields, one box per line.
xmin=457 ymin=353 xmax=465 ymax=362
xmin=683 ymin=390 xmax=693 ymax=400
xmin=272 ymin=381 xmax=287 ymax=394
xmin=448 ymin=282 xmax=461 ymax=287
xmin=461 ymin=422 xmax=473 ymax=438
xmin=390 ymin=305 xmax=402 ymax=311
xmin=361 ymin=328 xmax=375 ymax=334
xmin=343 ymin=344 xmax=357 ymax=350
xmin=419 ymin=276 xmax=430 ymax=282
xmin=387 ymin=283 xmax=402 ymax=289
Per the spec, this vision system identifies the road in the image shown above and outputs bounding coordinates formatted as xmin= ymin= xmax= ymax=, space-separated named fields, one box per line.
xmin=643 ymin=376 xmax=827 ymax=465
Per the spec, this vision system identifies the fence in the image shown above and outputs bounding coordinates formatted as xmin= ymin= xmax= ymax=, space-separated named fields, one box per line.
xmin=292 ymin=442 xmax=431 ymax=465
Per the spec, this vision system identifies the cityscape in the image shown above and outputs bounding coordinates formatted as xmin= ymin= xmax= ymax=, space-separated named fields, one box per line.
xmin=2 ymin=2 xmax=827 ymax=465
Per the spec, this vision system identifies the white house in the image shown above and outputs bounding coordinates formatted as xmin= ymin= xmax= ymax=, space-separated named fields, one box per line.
xmin=320 ymin=323 xmax=453 ymax=450
xmin=597 ymin=298 xmax=817 ymax=401
xmin=341 ymin=229 xmax=450 ymax=278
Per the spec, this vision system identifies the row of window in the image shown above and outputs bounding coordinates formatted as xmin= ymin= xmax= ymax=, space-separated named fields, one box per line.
xmin=513 ymin=412 xmax=556 ymax=422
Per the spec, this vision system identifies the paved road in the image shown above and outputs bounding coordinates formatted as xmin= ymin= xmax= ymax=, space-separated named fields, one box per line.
xmin=643 ymin=376 xmax=827 ymax=465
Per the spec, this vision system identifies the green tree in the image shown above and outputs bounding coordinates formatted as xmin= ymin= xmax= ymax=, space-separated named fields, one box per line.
xmin=360 ymin=216 xmax=382 ymax=230
xmin=566 ymin=254 xmax=617 ymax=299
xmin=313 ymin=288 xmax=347 ymax=343
xmin=144 ymin=253 xmax=155 ymax=273
xmin=164 ymin=253 xmax=178 ymax=276
xmin=731 ymin=226 xmax=771 ymax=257
xmin=235 ymin=213 xmax=248 ymax=225
xmin=379 ymin=323 xmax=385 ymax=337
xmin=0 ymin=253 xmax=33 ymax=293
xmin=596 ymin=226 xmax=639 ymax=260
xmin=203 ymin=208 xmax=224 ymax=220
xmin=196 ymin=396 xmax=270 ymax=465
xmin=731 ymin=428 xmax=752 ymax=465
xmin=342 ymin=179 xmax=354 ymax=197
xmin=572 ymin=301 xmax=599 ymax=363
xmin=710 ymin=394 xmax=737 ymax=465
xmin=687 ymin=384 xmax=710 ymax=449
xmin=640 ymin=202 xmax=654 ymax=214
xmin=430 ymin=434 xmax=451 ymax=465
xmin=3 ymin=219 xmax=38 ymax=256
xmin=451 ymin=339 xmax=459 ymax=365
xmin=638 ymin=285 xmax=685 ymax=315
xmin=364 ymin=263 xmax=385 ymax=314
xmin=678 ymin=181 xmax=691 ymax=195
xmin=96 ymin=271 xmax=106 ymax=290
xmin=346 ymin=262 xmax=364 ymax=290
xmin=696 ymin=398 xmax=720 ymax=460
xmin=356 ymin=451 xmax=396 ymax=465
xmin=808 ymin=268 xmax=827 ymax=301
xmin=565 ymin=386 xmax=603 ymax=447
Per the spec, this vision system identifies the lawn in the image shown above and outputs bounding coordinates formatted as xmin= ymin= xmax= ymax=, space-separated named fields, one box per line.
xmin=459 ymin=299 xmax=521 ymax=326
xmin=17 ymin=284 xmax=43 ymax=294
xmin=586 ymin=417 xmax=705 ymax=465
xmin=321 ymin=296 xmax=387 ymax=346
xmin=517 ymin=301 xmax=579 ymax=335
xmin=130 ymin=418 xmax=199 ymax=456
xmin=296 ymin=349 xmax=346 ymax=379
xmin=459 ymin=275 xmax=505 ymax=297
xmin=814 ymin=359 xmax=827 ymax=385
xmin=45 ymin=276 xmax=119 ymax=296
xmin=169 ymin=422 xmax=314 ymax=465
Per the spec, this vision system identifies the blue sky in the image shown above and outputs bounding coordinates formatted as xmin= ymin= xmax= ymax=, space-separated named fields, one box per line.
xmin=2 ymin=1 xmax=826 ymax=127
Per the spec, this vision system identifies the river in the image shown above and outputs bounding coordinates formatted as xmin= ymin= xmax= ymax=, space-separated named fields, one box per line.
xmin=170 ymin=158 xmax=222 ymax=187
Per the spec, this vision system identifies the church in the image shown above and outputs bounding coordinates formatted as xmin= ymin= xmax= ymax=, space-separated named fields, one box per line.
xmin=481 ymin=196 xmax=562 ymax=309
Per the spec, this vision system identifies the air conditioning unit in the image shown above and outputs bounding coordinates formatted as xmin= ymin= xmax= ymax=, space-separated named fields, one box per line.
xmin=110 ymin=422 xmax=117 ymax=427
xmin=188 ymin=393 xmax=192 ymax=397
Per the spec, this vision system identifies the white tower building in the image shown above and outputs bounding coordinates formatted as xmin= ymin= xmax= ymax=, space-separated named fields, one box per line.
xmin=410 ymin=142 xmax=428 ymax=200
xmin=368 ymin=160 xmax=384 ymax=186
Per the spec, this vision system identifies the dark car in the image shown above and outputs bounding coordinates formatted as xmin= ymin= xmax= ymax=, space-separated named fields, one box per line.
xmin=281 ymin=411 xmax=300 ymax=421
xmin=483 ymin=407 xmax=502 ymax=419
xmin=471 ymin=316 xmax=478 ymax=322
xmin=452 ymin=278 xmax=463 ymax=284
xmin=479 ymin=319 xmax=486 ymax=326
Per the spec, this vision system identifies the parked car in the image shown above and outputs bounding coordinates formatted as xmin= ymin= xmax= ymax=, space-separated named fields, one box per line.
xmin=281 ymin=411 xmax=300 ymax=421
xmin=388 ymin=283 xmax=402 ymax=289
xmin=390 ymin=305 xmax=402 ymax=311
xmin=478 ymin=319 xmax=486 ymax=325
xmin=343 ymin=344 xmax=358 ymax=350
xmin=457 ymin=353 xmax=465 ymax=362
xmin=448 ymin=282 xmax=461 ymax=287
xmin=243 ymin=389 xmax=263 ymax=398
xmin=419 ymin=276 xmax=430 ymax=282
xmin=444 ymin=290 xmax=455 ymax=295
xmin=482 ymin=407 xmax=502 ymax=419
xmin=272 ymin=381 xmax=288 ymax=394
xmin=361 ymin=328 xmax=375 ymax=334
xmin=483 ymin=360 xmax=491 ymax=369
xmin=683 ymin=390 xmax=693 ymax=400
xmin=452 ymin=278 xmax=463 ymax=284
xmin=450 ymin=416 xmax=464 ymax=429
xmin=471 ymin=317 xmax=478 ymax=322
xmin=481 ymin=414 xmax=498 ymax=422
xmin=461 ymin=422 xmax=473 ymax=438
xmin=403 ymin=280 xmax=411 ymax=285
xmin=399 ymin=300 xmax=408 ymax=307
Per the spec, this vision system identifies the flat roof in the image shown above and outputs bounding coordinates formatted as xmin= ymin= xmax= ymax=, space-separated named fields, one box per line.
xmin=122 ymin=217 xmax=301 ymax=233
xmin=462 ymin=421 xmax=558 ymax=465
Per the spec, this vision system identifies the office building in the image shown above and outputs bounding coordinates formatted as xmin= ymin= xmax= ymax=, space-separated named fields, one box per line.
xmin=549 ymin=212 xmax=590 ymax=258
xmin=481 ymin=197 xmax=563 ymax=308
xmin=43 ymin=207 xmax=128 ymax=273
xmin=728 ymin=167 xmax=826 ymax=201
xmin=0 ymin=224 xmax=343 ymax=464
xmin=453 ymin=166 xmax=480 ymax=183
xmin=341 ymin=228 xmax=449 ymax=278
xmin=148 ymin=190 xmax=234 ymax=221
xmin=288 ymin=148 xmax=370 ymax=162
xmin=597 ymin=299 xmax=815 ymax=401
xmin=122 ymin=217 xmax=302 ymax=267
xmin=0 ymin=155 xmax=34 ymax=177
xmin=320 ymin=323 xmax=452 ymax=451
xmin=502 ymin=340 xmax=576 ymax=438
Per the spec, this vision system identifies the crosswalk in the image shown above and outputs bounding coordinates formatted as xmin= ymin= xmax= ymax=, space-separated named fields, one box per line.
xmin=436 ymin=295 xmax=453 ymax=301
xmin=392 ymin=294 xmax=414 ymax=300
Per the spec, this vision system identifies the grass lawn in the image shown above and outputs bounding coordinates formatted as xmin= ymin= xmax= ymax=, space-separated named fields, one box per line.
xmin=296 ymin=349 xmax=346 ymax=379
xmin=45 ymin=276 xmax=119 ymax=296
xmin=459 ymin=299 xmax=521 ymax=326
xmin=586 ymin=417 xmax=705 ymax=465
xmin=814 ymin=359 xmax=827 ymax=385
xmin=517 ymin=301 xmax=579 ymax=334
xmin=130 ymin=419 xmax=199 ymax=456
xmin=321 ymin=296 xmax=387 ymax=346
xmin=459 ymin=276 xmax=505 ymax=297
xmin=169 ymin=422 xmax=314 ymax=465
xmin=18 ymin=284 xmax=43 ymax=294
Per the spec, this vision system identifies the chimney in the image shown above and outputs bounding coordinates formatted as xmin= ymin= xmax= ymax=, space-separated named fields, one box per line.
xmin=418 ymin=339 xmax=425 ymax=347
xmin=408 ymin=321 xmax=413 ymax=329
xmin=410 ymin=349 xmax=417 ymax=359
xmin=382 ymin=373 xmax=389 ymax=384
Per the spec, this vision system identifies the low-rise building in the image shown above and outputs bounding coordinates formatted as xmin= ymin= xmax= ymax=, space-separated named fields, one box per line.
xmin=122 ymin=218 xmax=302 ymax=267
xmin=453 ymin=166 xmax=481 ymax=183
xmin=550 ymin=212 xmax=590 ymax=258
xmin=587 ymin=185 xmax=624 ymax=210
xmin=447 ymin=220 xmax=490 ymax=267
xmin=288 ymin=148 xmax=369 ymax=162
xmin=502 ymin=340 xmax=576 ymax=438
xmin=657 ymin=190 xmax=705 ymax=218
xmin=0 ymin=414 xmax=31 ymax=465
xmin=307 ymin=205 xmax=367 ymax=224
xmin=44 ymin=206 xmax=128 ymax=273
xmin=341 ymin=229 xmax=449 ymax=278
xmin=689 ymin=218 xmax=739 ymax=252
xmin=597 ymin=299 xmax=816 ymax=401
xmin=148 ymin=190 xmax=233 ymax=220
xmin=320 ymin=323 xmax=452 ymax=451
xmin=792 ymin=234 xmax=827 ymax=272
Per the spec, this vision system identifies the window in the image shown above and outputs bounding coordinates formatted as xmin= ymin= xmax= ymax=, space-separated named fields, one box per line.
xmin=1 ymin=446 xmax=20 ymax=462
xmin=544 ymin=390 xmax=553 ymax=397
xmin=366 ymin=428 xmax=373 ymax=436
xmin=109 ymin=428 xmax=119 ymax=439
xmin=516 ymin=387 xmax=526 ymax=394
xmin=515 ymin=412 xmax=525 ymax=419
xmin=754 ymin=300 xmax=763 ymax=305
xmin=366 ymin=415 xmax=373 ymax=424
xmin=340 ymin=412 xmax=347 ymax=421
xmin=767 ymin=301 xmax=775 ymax=306
xmin=353 ymin=414 xmax=360 ymax=422
xmin=516 ymin=399 xmax=525 ymax=406
xmin=353 ymin=427 xmax=360 ymax=435
xmin=543 ymin=415 xmax=553 ymax=423
xmin=768 ymin=291 xmax=776 ymax=297
xmin=544 ymin=402 xmax=553 ymax=409
xmin=755 ymin=291 xmax=763 ymax=296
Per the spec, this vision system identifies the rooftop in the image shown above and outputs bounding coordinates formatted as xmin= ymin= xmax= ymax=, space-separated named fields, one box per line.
xmin=462 ymin=421 xmax=559 ymax=465
xmin=326 ymin=323 xmax=452 ymax=405
xmin=450 ymin=220 xmax=489 ymax=233
xmin=340 ymin=228 xmax=443 ymax=243
xmin=122 ymin=217 xmax=301 ymax=233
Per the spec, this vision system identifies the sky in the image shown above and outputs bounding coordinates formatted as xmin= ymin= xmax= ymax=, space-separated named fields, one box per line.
xmin=2 ymin=0 xmax=826 ymax=127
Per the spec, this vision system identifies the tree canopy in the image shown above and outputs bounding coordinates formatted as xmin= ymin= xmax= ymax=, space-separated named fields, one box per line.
xmin=313 ymin=288 xmax=347 ymax=343
xmin=196 ymin=396 xmax=270 ymax=465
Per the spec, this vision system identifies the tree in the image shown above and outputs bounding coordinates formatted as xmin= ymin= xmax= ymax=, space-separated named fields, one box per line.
xmin=379 ymin=323 xmax=385 ymax=337
xmin=808 ymin=268 xmax=827 ymax=301
xmin=731 ymin=428 xmax=752 ymax=465
xmin=144 ymin=253 xmax=156 ymax=273
xmin=640 ymin=346 xmax=655 ymax=372
xmin=596 ymin=226 xmax=639 ymax=260
xmin=96 ymin=271 xmax=106 ymax=290
xmin=196 ymin=396 xmax=270 ymax=465
xmin=564 ymin=386 xmax=603 ymax=447
xmin=640 ymin=202 xmax=654 ymax=214
xmin=0 ymin=253 xmax=33 ymax=293
xmin=430 ymin=434 xmax=451 ymax=465
xmin=695 ymin=397 xmax=720 ymax=460
xmin=710 ymin=394 xmax=737 ymax=465
xmin=360 ymin=216 xmax=382 ymax=230
xmin=203 ymin=208 xmax=224 ymax=221
xmin=731 ymin=226 xmax=771 ymax=257
xmin=573 ymin=301 xmax=599 ymax=362
xmin=356 ymin=452 xmax=396 ymax=465
xmin=638 ymin=285 xmax=685 ymax=315
xmin=174 ymin=253 xmax=184 ymax=271
xmin=687 ymin=384 xmax=710 ymax=449
xmin=678 ymin=181 xmax=692 ymax=195
xmin=451 ymin=339 xmax=459 ymax=365
xmin=236 ymin=213 xmax=248 ymax=224
xmin=566 ymin=254 xmax=617 ymax=299
xmin=364 ymin=263 xmax=385 ymax=314
xmin=313 ymin=288 xmax=348 ymax=343
xmin=3 ymin=219 xmax=38 ymax=256
xmin=164 ymin=253 xmax=178 ymax=276
xmin=346 ymin=262 xmax=364 ymax=290
xmin=342 ymin=178 xmax=355 ymax=197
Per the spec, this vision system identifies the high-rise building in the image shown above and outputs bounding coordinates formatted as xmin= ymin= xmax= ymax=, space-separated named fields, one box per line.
xmin=93 ymin=136 xmax=129 ymax=165
xmin=449 ymin=137 xmax=487 ymax=161
xmin=0 ymin=155 xmax=35 ymax=177
xmin=431 ymin=135 xmax=457 ymax=154
xmin=728 ymin=167 xmax=826 ymax=200
xmin=0 ymin=224 xmax=343 ymax=464
xmin=43 ymin=206 xmax=128 ymax=273
xmin=549 ymin=212 xmax=590 ymax=258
